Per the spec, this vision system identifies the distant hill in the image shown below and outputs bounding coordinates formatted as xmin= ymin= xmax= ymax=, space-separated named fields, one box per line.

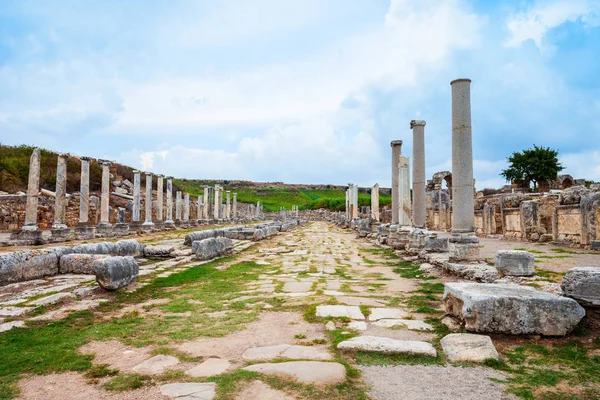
xmin=0 ymin=144 xmax=390 ymax=212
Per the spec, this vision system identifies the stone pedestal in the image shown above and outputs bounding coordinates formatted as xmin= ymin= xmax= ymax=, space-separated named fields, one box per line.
xmin=74 ymin=224 xmax=96 ymax=240
xmin=449 ymin=234 xmax=480 ymax=262
xmin=12 ymin=228 xmax=44 ymax=245
xmin=96 ymin=224 xmax=114 ymax=237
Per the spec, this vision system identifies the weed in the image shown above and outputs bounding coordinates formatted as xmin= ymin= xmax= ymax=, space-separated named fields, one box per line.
xmin=104 ymin=373 xmax=151 ymax=392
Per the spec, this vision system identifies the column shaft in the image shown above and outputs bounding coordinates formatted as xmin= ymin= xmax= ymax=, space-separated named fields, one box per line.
xmin=165 ymin=178 xmax=174 ymax=224
xmin=79 ymin=157 xmax=90 ymax=224
xmin=53 ymin=154 xmax=68 ymax=229
xmin=156 ymin=175 xmax=164 ymax=221
xmin=371 ymin=183 xmax=379 ymax=222
xmin=23 ymin=148 xmax=41 ymax=230
xmin=411 ymin=120 xmax=426 ymax=228
xmin=143 ymin=173 xmax=154 ymax=226
xmin=399 ymin=155 xmax=411 ymax=226
xmin=133 ymin=171 xmax=141 ymax=223
xmin=99 ymin=162 xmax=111 ymax=226
xmin=390 ymin=140 xmax=403 ymax=225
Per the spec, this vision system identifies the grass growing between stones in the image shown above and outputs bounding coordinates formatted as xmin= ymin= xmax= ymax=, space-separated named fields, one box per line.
xmin=534 ymin=268 xmax=565 ymax=282
xmin=485 ymin=340 xmax=600 ymax=400
xmin=0 ymin=255 xmax=281 ymax=398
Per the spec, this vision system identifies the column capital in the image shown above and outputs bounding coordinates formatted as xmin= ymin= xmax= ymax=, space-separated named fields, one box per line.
xmin=410 ymin=120 xmax=426 ymax=128
xmin=450 ymin=78 xmax=471 ymax=85
xmin=144 ymin=171 xmax=153 ymax=176
xmin=58 ymin=153 xmax=70 ymax=158
xmin=390 ymin=140 xmax=403 ymax=147
xmin=99 ymin=159 xmax=112 ymax=167
xmin=157 ymin=174 xmax=165 ymax=178
xmin=133 ymin=169 xmax=140 ymax=174
xmin=80 ymin=156 xmax=91 ymax=162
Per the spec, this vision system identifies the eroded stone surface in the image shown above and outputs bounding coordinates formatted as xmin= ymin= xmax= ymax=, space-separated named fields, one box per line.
xmin=373 ymin=319 xmax=433 ymax=331
xmin=337 ymin=335 xmax=437 ymax=357
xmin=242 ymin=344 xmax=331 ymax=361
xmin=160 ymin=382 xmax=216 ymax=399
xmin=282 ymin=282 xmax=312 ymax=293
xmin=443 ymin=282 xmax=585 ymax=336
xmin=495 ymin=250 xmax=534 ymax=277
xmin=440 ymin=333 xmax=499 ymax=362
xmin=561 ymin=267 xmax=600 ymax=307
xmin=243 ymin=361 xmax=346 ymax=384
xmin=316 ymin=305 xmax=365 ymax=320
xmin=185 ymin=358 xmax=230 ymax=377
xmin=369 ymin=308 xmax=410 ymax=321
xmin=132 ymin=355 xmax=179 ymax=374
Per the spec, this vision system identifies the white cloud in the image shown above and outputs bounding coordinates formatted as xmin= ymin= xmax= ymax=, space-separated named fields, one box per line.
xmin=505 ymin=0 xmax=600 ymax=50
xmin=560 ymin=150 xmax=600 ymax=181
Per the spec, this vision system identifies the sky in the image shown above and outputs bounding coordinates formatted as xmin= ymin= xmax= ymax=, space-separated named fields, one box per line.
xmin=1 ymin=0 xmax=599 ymax=190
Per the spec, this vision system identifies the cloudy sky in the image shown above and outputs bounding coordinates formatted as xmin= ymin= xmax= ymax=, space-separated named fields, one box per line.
xmin=1 ymin=0 xmax=599 ymax=189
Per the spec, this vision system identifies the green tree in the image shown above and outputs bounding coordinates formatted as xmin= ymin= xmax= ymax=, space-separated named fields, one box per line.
xmin=501 ymin=145 xmax=564 ymax=192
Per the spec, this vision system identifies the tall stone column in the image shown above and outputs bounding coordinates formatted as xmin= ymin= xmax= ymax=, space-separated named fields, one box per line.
xmin=78 ymin=157 xmax=91 ymax=225
xmin=399 ymin=156 xmax=411 ymax=226
xmin=156 ymin=175 xmax=164 ymax=223
xmin=176 ymin=191 xmax=183 ymax=223
xmin=226 ymin=191 xmax=231 ymax=219
xmin=98 ymin=161 xmax=112 ymax=229
xmin=142 ymin=172 xmax=154 ymax=227
xmin=197 ymin=195 xmax=203 ymax=221
xmin=183 ymin=193 xmax=190 ymax=222
xmin=352 ymin=185 xmax=359 ymax=219
xmin=22 ymin=148 xmax=41 ymax=233
xmin=390 ymin=140 xmax=403 ymax=225
xmin=371 ymin=183 xmax=380 ymax=222
xmin=449 ymin=78 xmax=479 ymax=261
xmin=411 ymin=120 xmax=426 ymax=228
xmin=165 ymin=177 xmax=175 ymax=227
xmin=203 ymin=187 xmax=209 ymax=219
xmin=345 ymin=189 xmax=349 ymax=221
xmin=256 ymin=201 xmax=260 ymax=218
xmin=233 ymin=193 xmax=237 ymax=219
xmin=132 ymin=170 xmax=141 ymax=224
xmin=52 ymin=154 xmax=68 ymax=231
xmin=213 ymin=185 xmax=220 ymax=220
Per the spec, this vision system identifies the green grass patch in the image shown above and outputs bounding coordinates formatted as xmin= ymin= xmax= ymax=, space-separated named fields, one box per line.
xmin=104 ymin=373 xmax=151 ymax=392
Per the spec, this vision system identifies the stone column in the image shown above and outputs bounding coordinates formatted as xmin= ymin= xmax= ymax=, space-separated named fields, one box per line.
xmin=52 ymin=154 xmax=68 ymax=231
xmin=183 ymin=193 xmax=190 ymax=222
xmin=411 ymin=120 xmax=426 ymax=228
xmin=256 ymin=201 xmax=260 ymax=218
xmin=213 ymin=185 xmax=220 ymax=220
xmin=197 ymin=195 xmax=203 ymax=221
xmin=203 ymin=187 xmax=209 ymax=219
xmin=176 ymin=191 xmax=182 ymax=223
xmin=352 ymin=185 xmax=359 ymax=219
xmin=78 ymin=157 xmax=91 ymax=225
xmin=449 ymin=78 xmax=479 ymax=261
xmin=165 ymin=178 xmax=175 ymax=227
xmin=142 ymin=172 xmax=154 ymax=227
xmin=371 ymin=183 xmax=380 ymax=222
xmin=233 ymin=193 xmax=237 ymax=219
xmin=98 ymin=161 xmax=112 ymax=228
xmin=132 ymin=170 xmax=141 ymax=224
xmin=226 ymin=191 xmax=231 ymax=219
xmin=21 ymin=148 xmax=41 ymax=234
xmin=345 ymin=189 xmax=350 ymax=221
xmin=156 ymin=175 xmax=164 ymax=223
xmin=399 ymin=156 xmax=411 ymax=226
xmin=390 ymin=140 xmax=403 ymax=225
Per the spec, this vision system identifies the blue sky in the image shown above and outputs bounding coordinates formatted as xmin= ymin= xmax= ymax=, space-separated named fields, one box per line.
xmin=1 ymin=0 xmax=599 ymax=189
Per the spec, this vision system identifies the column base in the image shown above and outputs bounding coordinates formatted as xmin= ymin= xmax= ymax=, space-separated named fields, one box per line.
xmin=164 ymin=220 xmax=176 ymax=230
xmin=50 ymin=227 xmax=71 ymax=242
xmin=113 ymin=223 xmax=130 ymax=235
xmin=449 ymin=233 xmax=481 ymax=262
xmin=10 ymin=228 xmax=44 ymax=245
xmin=74 ymin=225 xmax=96 ymax=240
xmin=153 ymin=221 xmax=165 ymax=231
xmin=96 ymin=224 xmax=114 ymax=237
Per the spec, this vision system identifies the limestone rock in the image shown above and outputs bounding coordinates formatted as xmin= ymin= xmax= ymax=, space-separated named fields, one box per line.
xmin=59 ymin=254 xmax=109 ymax=274
xmin=348 ymin=321 xmax=367 ymax=331
xmin=316 ymin=305 xmax=365 ymax=320
xmin=93 ymin=256 xmax=139 ymax=290
xmin=495 ymin=250 xmax=534 ymax=277
xmin=72 ymin=242 xmax=117 ymax=255
xmin=242 ymin=344 xmax=331 ymax=361
xmin=29 ymin=292 xmax=75 ymax=306
xmin=443 ymin=282 xmax=585 ymax=336
xmin=442 ymin=262 xmax=499 ymax=283
xmin=325 ymin=321 xmax=336 ymax=331
xmin=561 ymin=267 xmax=600 ymax=307
xmin=160 ymin=383 xmax=216 ymax=399
xmin=132 ymin=355 xmax=179 ymax=374
xmin=337 ymin=336 xmax=437 ymax=357
xmin=559 ymin=185 xmax=588 ymax=205
xmin=193 ymin=237 xmax=233 ymax=260
xmin=282 ymin=282 xmax=312 ymax=293
xmin=243 ymin=361 xmax=346 ymax=384
xmin=116 ymin=239 xmax=143 ymax=256
xmin=143 ymin=245 xmax=176 ymax=258
xmin=440 ymin=333 xmax=499 ymax=362
xmin=369 ymin=308 xmax=410 ymax=321
xmin=184 ymin=230 xmax=218 ymax=246
xmin=0 ymin=306 xmax=33 ymax=317
xmin=235 ymin=380 xmax=295 ymax=400
xmin=185 ymin=358 xmax=230 ymax=377
xmin=372 ymin=319 xmax=433 ymax=331
xmin=0 ymin=320 xmax=26 ymax=332
xmin=0 ymin=249 xmax=59 ymax=285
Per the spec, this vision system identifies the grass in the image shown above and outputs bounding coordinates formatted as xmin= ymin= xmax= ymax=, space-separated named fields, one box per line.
xmin=104 ymin=373 xmax=151 ymax=392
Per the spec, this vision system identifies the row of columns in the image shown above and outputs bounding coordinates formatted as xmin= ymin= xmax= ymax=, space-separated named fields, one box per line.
xmin=19 ymin=154 xmax=248 ymax=240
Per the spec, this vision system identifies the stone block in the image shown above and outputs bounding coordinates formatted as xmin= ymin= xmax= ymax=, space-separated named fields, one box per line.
xmin=337 ymin=336 xmax=437 ymax=357
xmin=440 ymin=333 xmax=499 ymax=362
xmin=192 ymin=237 xmax=233 ymax=260
xmin=443 ymin=282 xmax=585 ymax=336
xmin=143 ymin=245 xmax=175 ymax=258
xmin=591 ymin=241 xmax=600 ymax=251
xmin=0 ymin=250 xmax=59 ymax=285
xmin=495 ymin=250 xmax=535 ymax=277
xmin=561 ymin=267 xmax=600 ymax=307
xmin=243 ymin=361 xmax=346 ymax=384
xmin=184 ymin=229 xmax=217 ymax=246
xmin=424 ymin=236 xmax=448 ymax=252
xmin=93 ymin=256 xmax=139 ymax=290
xmin=116 ymin=239 xmax=143 ymax=256
xmin=539 ymin=234 xmax=553 ymax=243
xmin=442 ymin=262 xmax=499 ymax=283
xmin=59 ymin=254 xmax=110 ymax=274
xmin=448 ymin=234 xmax=480 ymax=262
xmin=72 ymin=242 xmax=117 ymax=255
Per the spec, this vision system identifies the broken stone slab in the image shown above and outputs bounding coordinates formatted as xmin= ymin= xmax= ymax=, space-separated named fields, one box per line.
xmin=192 ymin=237 xmax=233 ymax=260
xmin=348 ymin=321 xmax=367 ymax=331
xmin=561 ymin=267 xmax=600 ymax=307
xmin=132 ymin=355 xmax=180 ymax=374
xmin=316 ymin=305 xmax=365 ymax=320
xmin=443 ymin=282 xmax=585 ymax=336
xmin=440 ymin=333 xmax=499 ymax=363
xmin=495 ymin=250 xmax=534 ymax=277
xmin=185 ymin=358 xmax=230 ymax=377
xmin=372 ymin=319 xmax=433 ymax=331
xmin=116 ymin=239 xmax=143 ymax=257
xmin=0 ymin=306 xmax=33 ymax=317
xmin=160 ymin=382 xmax=216 ymax=399
xmin=71 ymin=242 xmax=117 ymax=255
xmin=59 ymin=254 xmax=110 ymax=274
xmin=424 ymin=236 xmax=449 ymax=252
xmin=442 ymin=262 xmax=499 ymax=283
xmin=368 ymin=308 xmax=410 ymax=321
xmin=337 ymin=335 xmax=437 ymax=357
xmin=184 ymin=230 xmax=218 ymax=246
xmin=325 ymin=321 xmax=336 ymax=331
xmin=29 ymin=292 xmax=75 ymax=306
xmin=282 ymin=282 xmax=313 ymax=293
xmin=242 ymin=344 xmax=332 ymax=361
xmin=243 ymin=361 xmax=346 ymax=384
xmin=143 ymin=245 xmax=176 ymax=258
xmin=0 ymin=249 xmax=60 ymax=286
xmin=0 ymin=320 xmax=25 ymax=333
xmin=93 ymin=256 xmax=139 ymax=290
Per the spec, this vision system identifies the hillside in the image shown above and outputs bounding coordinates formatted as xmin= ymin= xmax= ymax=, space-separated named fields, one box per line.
xmin=0 ymin=144 xmax=391 ymax=212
